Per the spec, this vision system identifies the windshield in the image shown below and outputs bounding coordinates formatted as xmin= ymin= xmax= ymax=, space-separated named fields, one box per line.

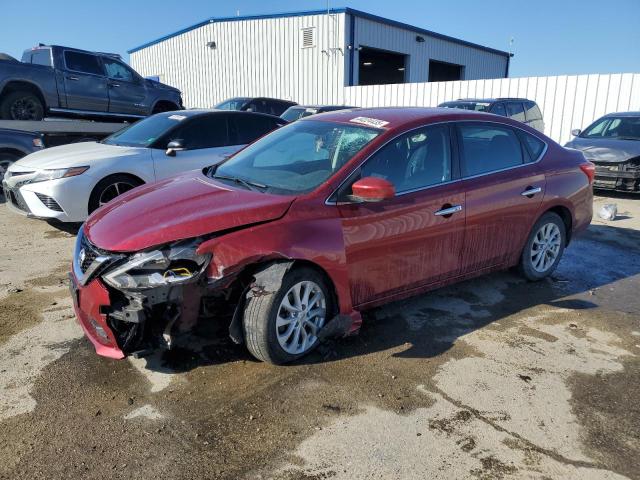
xmin=280 ymin=107 xmax=308 ymax=122
xmin=215 ymin=97 xmax=250 ymax=110
xmin=210 ymin=120 xmax=381 ymax=194
xmin=581 ymin=116 xmax=640 ymax=140
xmin=102 ymin=112 xmax=187 ymax=147
xmin=440 ymin=101 xmax=491 ymax=112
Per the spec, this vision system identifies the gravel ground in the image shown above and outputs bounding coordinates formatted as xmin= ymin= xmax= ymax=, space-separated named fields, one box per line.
xmin=0 ymin=192 xmax=638 ymax=480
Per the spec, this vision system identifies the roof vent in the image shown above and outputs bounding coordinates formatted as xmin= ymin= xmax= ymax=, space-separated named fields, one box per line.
xmin=301 ymin=27 xmax=315 ymax=48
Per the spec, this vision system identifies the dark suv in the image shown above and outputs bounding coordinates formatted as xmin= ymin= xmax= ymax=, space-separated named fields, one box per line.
xmin=215 ymin=97 xmax=297 ymax=116
xmin=439 ymin=98 xmax=545 ymax=133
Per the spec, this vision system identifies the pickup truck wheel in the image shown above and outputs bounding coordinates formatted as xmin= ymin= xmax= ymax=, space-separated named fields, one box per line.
xmin=243 ymin=266 xmax=333 ymax=364
xmin=88 ymin=174 xmax=143 ymax=213
xmin=519 ymin=212 xmax=566 ymax=281
xmin=0 ymin=152 xmax=21 ymax=183
xmin=0 ymin=91 xmax=44 ymax=120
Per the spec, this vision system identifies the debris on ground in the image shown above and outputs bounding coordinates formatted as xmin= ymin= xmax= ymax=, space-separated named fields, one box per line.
xmin=598 ymin=204 xmax=618 ymax=221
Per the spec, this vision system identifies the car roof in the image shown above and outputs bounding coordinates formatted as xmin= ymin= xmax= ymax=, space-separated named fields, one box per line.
xmin=161 ymin=109 xmax=284 ymax=121
xmin=603 ymin=111 xmax=640 ymax=117
xmin=303 ymin=107 xmax=506 ymax=131
xmin=443 ymin=98 xmax=535 ymax=104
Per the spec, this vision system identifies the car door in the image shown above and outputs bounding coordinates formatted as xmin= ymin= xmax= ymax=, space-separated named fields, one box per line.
xmin=62 ymin=50 xmax=109 ymax=112
xmin=456 ymin=121 xmax=546 ymax=273
xmin=336 ymin=124 xmax=466 ymax=307
xmin=101 ymin=57 xmax=148 ymax=116
xmin=151 ymin=114 xmax=237 ymax=179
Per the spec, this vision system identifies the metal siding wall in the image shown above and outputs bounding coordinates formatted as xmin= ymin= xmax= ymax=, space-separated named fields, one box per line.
xmin=351 ymin=16 xmax=507 ymax=83
xmin=130 ymin=13 xmax=346 ymax=107
xmin=343 ymin=73 xmax=640 ymax=145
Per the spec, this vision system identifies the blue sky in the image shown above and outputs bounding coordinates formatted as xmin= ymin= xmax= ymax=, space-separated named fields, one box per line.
xmin=3 ymin=0 xmax=639 ymax=78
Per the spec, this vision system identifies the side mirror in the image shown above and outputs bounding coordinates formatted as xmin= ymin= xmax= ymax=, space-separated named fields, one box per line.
xmin=349 ymin=177 xmax=395 ymax=203
xmin=571 ymin=128 xmax=582 ymax=137
xmin=165 ymin=139 xmax=185 ymax=157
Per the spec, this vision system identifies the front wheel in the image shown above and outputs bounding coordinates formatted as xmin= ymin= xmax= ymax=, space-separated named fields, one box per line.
xmin=88 ymin=174 xmax=143 ymax=214
xmin=519 ymin=212 xmax=566 ymax=281
xmin=243 ymin=267 xmax=333 ymax=364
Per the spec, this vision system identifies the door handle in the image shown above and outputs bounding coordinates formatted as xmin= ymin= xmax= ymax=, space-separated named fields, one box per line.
xmin=521 ymin=186 xmax=542 ymax=197
xmin=66 ymin=75 xmax=79 ymax=81
xmin=108 ymin=82 xmax=121 ymax=88
xmin=434 ymin=205 xmax=463 ymax=217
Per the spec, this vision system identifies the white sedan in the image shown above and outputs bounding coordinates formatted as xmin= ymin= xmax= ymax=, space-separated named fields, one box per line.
xmin=2 ymin=110 xmax=285 ymax=222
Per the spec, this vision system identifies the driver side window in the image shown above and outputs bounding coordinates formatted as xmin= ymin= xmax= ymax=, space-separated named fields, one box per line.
xmin=102 ymin=58 xmax=135 ymax=83
xmin=359 ymin=125 xmax=452 ymax=194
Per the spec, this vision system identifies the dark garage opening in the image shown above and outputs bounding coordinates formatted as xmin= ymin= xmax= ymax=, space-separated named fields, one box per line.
xmin=358 ymin=47 xmax=407 ymax=86
xmin=428 ymin=60 xmax=464 ymax=82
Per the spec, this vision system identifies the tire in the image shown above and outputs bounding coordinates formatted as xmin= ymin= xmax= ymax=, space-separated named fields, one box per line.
xmin=518 ymin=212 xmax=566 ymax=281
xmin=0 ymin=152 xmax=22 ymax=183
xmin=243 ymin=266 xmax=334 ymax=364
xmin=0 ymin=91 xmax=45 ymax=120
xmin=88 ymin=174 xmax=143 ymax=214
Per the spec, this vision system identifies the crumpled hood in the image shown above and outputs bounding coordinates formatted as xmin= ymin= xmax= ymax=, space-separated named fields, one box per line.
xmin=8 ymin=142 xmax=146 ymax=170
xmin=565 ymin=137 xmax=640 ymax=163
xmin=85 ymin=171 xmax=295 ymax=252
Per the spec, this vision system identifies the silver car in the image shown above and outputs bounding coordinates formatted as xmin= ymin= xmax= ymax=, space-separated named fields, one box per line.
xmin=565 ymin=112 xmax=640 ymax=192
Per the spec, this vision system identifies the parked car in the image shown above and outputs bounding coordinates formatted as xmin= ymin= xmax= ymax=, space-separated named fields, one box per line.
xmin=215 ymin=97 xmax=297 ymax=116
xmin=439 ymin=98 xmax=545 ymax=132
xmin=0 ymin=45 xmax=183 ymax=121
xmin=565 ymin=112 xmax=640 ymax=192
xmin=280 ymin=105 xmax=355 ymax=122
xmin=69 ymin=107 xmax=594 ymax=364
xmin=3 ymin=110 xmax=285 ymax=221
xmin=0 ymin=128 xmax=44 ymax=183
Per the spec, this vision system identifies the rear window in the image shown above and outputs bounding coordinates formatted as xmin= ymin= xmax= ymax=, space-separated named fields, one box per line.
xmin=519 ymin=132 xmax=546 ymax=161
xmin=23 ymin=49 xmax=52 ymax=67
xmin=230 ymin=115 xmax=281 ymax=144
xmin=524 ymin=102 xmax=542 ymax=122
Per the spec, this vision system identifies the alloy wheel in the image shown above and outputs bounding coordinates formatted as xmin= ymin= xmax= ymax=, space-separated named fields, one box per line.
xmin=530 ymin=223 xmax=561 ymax=273
xmin=10 ymin=97 xmax=40 ymax=120
xmin=276 ymin=280 xmax=326 ymax=355
xmin=98 ymin=181 xmax=136 ymax=207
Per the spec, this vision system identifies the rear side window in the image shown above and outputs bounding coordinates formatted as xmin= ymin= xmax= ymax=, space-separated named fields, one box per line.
xmin=231 ymin=115 xmax=280 ymax=144
xmin=490 ymin=103 xmax=507 ymax=116
xmin=458 ymin=124 xmax=523 ymax=177
xmin=520 ymin=132 xmax=546 ymax=161
xmin=506 ymin=102 xmax=526 ymax=122
xmin=524 ymin=102 xmax=542 ymax=122
xmin=64 ymin=51 xmax=103 ymax=76
xmin=170 ymin=115 xmax=229 ymax=150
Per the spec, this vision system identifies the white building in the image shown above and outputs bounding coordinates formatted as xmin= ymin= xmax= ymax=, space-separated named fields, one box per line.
xmin=129 ymin=8 xmax=512 ymax=108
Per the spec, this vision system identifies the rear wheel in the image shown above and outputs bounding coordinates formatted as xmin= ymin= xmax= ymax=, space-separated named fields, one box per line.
xmin=243 ymin=266 xmax=332 ymax=364
xmin=519 ymin=212 xmax=566 ymax=281
xmin=88 ymin=174 xmax=143 ymax=214
xmin=0 ymin=91 xmax=44 ymax=120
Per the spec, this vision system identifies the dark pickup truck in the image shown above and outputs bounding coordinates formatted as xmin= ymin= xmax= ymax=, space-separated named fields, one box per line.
xmin=0 ymin=45 xmax=183 ymax=121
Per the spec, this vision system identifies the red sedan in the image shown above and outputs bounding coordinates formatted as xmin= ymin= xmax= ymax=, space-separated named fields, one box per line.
xmin=69 ymin=108 xmax=594 ymax=364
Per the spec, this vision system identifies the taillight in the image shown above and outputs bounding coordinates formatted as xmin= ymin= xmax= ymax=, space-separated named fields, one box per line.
xmin=580 ymin=162 xmax=596 ymax=185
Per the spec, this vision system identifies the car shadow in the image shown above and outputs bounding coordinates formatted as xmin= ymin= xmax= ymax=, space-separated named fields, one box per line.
xmin=46 ymin=219 xmax=82 ymax=235
xmin=136 ymin=222 xmax=640 ymax=372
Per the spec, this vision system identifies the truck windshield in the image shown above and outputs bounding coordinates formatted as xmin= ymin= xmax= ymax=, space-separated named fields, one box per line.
xmin=210 ymin=120 xmax=381 ymax=194
xmin=102 ymin=113 xmax=187 ymax=147
xmin=215 ymin=97 xmax=250 ymax=110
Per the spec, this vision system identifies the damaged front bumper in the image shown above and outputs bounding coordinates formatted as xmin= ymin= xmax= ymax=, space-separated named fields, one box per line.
xmin=593 ymin=162 xmax=640 ymax=192
xmin=71 ymin=228 xmax=214 ymax=358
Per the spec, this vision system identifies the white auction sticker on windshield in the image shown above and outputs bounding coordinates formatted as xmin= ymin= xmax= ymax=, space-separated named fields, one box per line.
xmin=168 ymin=114 xmax=187 ymax=121
xmin=349 ymin=117 xmax=389 ymax=128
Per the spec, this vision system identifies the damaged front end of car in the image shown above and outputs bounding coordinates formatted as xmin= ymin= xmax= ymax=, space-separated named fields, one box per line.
xmin=73 ymin=227 xmax=214 ymax=356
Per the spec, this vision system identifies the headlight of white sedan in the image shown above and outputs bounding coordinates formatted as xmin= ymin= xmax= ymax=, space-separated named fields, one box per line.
xmin=29 ymin=166 xmax=90 ymax=184
xmin=102 ymin=241 xmax=211 ymax=290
